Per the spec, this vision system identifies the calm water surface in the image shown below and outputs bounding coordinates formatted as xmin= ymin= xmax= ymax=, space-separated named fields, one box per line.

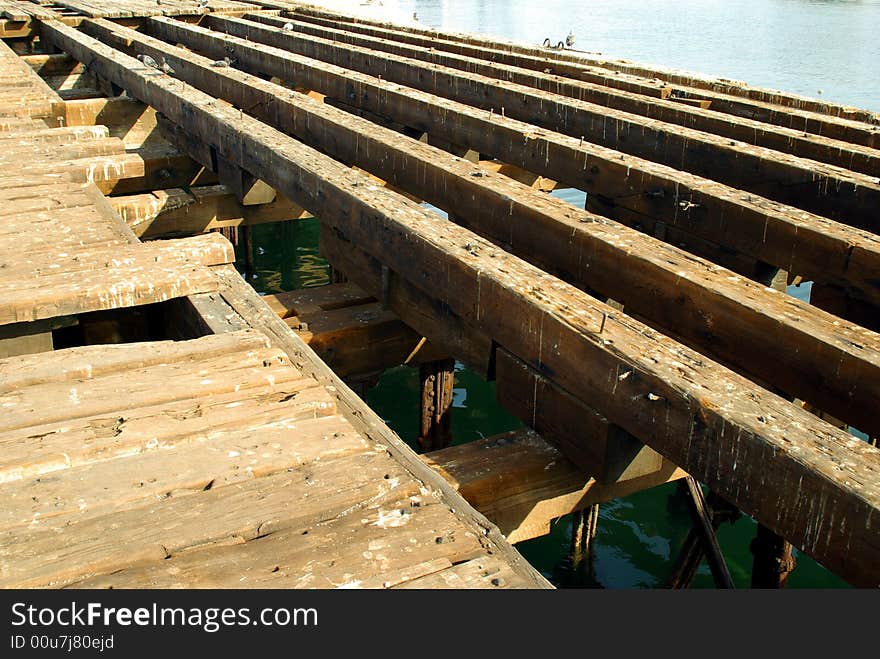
xmin=240 ymin=0 xmax=880 ymax=587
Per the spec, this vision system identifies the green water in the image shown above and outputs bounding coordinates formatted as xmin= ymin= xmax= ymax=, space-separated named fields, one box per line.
xmin=236 ymin=213 xmax=848 ymax=588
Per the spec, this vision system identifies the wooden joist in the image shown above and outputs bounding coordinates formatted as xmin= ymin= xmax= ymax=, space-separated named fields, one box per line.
xmin=286 ymin=3 xmax=880 ymax=126
xmin=263 ymin=282 xmax=444 ymax=378
xmin=205 ymin=14 xmax=880 ymax=229
xmin=78 ymin=18 xmax=880 ymax=436
xmin=249 ymin=12 xmax=880 ymax=172
xmin=285 ymin=8 xmax=880 ymax=147
xmin=109 ymin=184 xmax=312 ymax=238
xmin=422 ymin=428 xmax=686 ymax=543
xmin=142 ymin=14 xmax=880 ymax=313
xmin=41 ymin=20 xmax=880 ymax=586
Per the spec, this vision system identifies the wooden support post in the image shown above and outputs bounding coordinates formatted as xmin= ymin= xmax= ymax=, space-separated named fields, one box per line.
xmin=751 ymin=524 xmax=797 ymax=588
xmin=418 ymin=358 xmax=455 ymax=452
xmin=685 ymin=476 xmax=735 ymax=589
xmin=329 ymin=265 xmax=348 ymax=284
xmin=240 ymin=223 xmax=254 ymax=281
xmin=665 ymin=491 xmax=739 ymax=588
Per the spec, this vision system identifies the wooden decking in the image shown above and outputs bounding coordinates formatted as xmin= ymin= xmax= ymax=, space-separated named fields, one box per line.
xmin=0 ymin=36 xmax=548 ymax=589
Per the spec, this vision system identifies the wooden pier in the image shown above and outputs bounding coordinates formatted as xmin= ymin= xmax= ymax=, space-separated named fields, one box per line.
xmin=0 ymin=1 xmax=878 ymax=588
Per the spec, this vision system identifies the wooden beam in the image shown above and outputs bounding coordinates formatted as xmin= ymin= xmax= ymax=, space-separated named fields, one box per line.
xmin=141 ymin=14 xmax=880 ymax=314
xmin=77 ymin=18 xmax=880 ymax=436
xmin=286 ymin=4 xmax=880 ymax=126
xmin=263 ymin=282 xmax=446 ymax=378
xmin=44 ymin=20 xmax=880 ymax=585
xmin=109 ymin=184 xmax=311 ymax=238
xmin=249 ymin=12 xmax=880 ymax=172
xmin=422 ymin=428 xmax=686 ymax=544
xmin=203 ymin=14 xmax=880 ymax=228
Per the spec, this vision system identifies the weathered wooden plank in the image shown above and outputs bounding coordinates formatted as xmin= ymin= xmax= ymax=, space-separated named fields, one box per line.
xmin=3 ymin=231 xmax=234 ymax=277
xmin=0 ymin=413 xmax=365 ymax=532
xmin=247 ymin=12 xmax=880 ymax=174
xmin=0 ymin=328 xmax=267 ymax=388
xmin=142 ymin=14 xmax=880 ymax=312
xmin=0 ymin=381 xmax=334 ymax=484
xmin=45 ymin=22 xmax=875 ymax=584
xmin=287 ymin=9 xmax=880 ymax=148
xmin=423 ymin=428 xmax=686 ymax=543
xmin=0 ymin=451 xmax=419 ymax=588
xmin=73 ymin=18 xmax=880 ymax=436
xmin=201 ymin=14 xmax=880 ymax=228
xmin=287 ymin=3 xmax=880 ymax=125
xmin=66 ymin=491 xmax=487 ymax=588
xmin=0 ymin=124 xmax=108 ymax=147
xmin=394 ymin=555 xmax=531 ymax=588
xmin=0 ymin=234 xmax=233 ymax=325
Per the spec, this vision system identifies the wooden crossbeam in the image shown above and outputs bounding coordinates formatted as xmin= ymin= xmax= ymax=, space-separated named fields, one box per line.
xmin=286 ymin=3 xmax=880 ymax=126
xmin=208 ymin=14 xmax=880 ymax=229
xmin=83 ymin=18 xmax=880 ymax=436
xmin=109 ymin=184 xmax=311 ymax=238
xmin=262 ymin=282 xmax=445 ymax=377
xmin=285 ymin=8 xmax=880 ymax=147
xmin=248 ymin=12 xmax=880 ymax=174
xmin=42 ymin=19 xmax=880 ymax=586
xmin=0 ymin=232 xmax=233 ymax=325
xmin=139 ymin=17 xmax=880 ymax=312
xmin=422 ymin=428 xmax=687 ymax=544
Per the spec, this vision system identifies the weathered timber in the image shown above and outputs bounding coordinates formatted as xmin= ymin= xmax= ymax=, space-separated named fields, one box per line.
xmin=495 ymin=348 xmax=665 ymax=482
xmin=248 ymin=12 xmax=880 ymax=173
xmin=285 ymin=9 xmax=880 ymax=148
xmin=76 ymin=18 xmax=880 ymax=436
xmin=751 ymin=524 xmax=797 ymax=588
xmin=43 ymin=21 xmax=880 ymax=585
xmin=141 ymin=14 xmax=880 ymax=310
xmin=422 ymin=428 xmax=686 ymax=544
xmin=109 ymin=184 xmax=312 ymax=238
xmin=319 ymin=228 xmax=494 ymax=377
xmin=286 ymin=4 xmax=879 ymax=126
xmin=0 ymin=233 xmax=233 ymax=325
xmin=418 ymin=358 xmax=455 ymax=452
xmin=685 ymin=476 xmax=734 ymax=588
xmin=263 ymin=282 xmax=445 ymax=377
xmin=202 ymin=14 xmax=880 ymax=227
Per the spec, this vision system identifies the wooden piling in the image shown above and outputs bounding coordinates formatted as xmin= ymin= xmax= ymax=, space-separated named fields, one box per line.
xmin=751 ymin=524 xmax=797 ymax=588
xmin=418 ymin=358 xmax=455 ymax=452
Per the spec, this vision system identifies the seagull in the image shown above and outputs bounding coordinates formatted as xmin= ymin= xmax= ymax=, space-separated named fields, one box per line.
xmin=282 ymin=22 xmax=294 ymax=30
xmin=565 ymin=30 xmax=575 ymax=47
xmin=137 ymin=54 xmax=159 ymax=69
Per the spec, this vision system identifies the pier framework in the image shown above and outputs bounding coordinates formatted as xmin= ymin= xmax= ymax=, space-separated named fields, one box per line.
xmin=0 ymin=0 xmax=878 ymax=588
